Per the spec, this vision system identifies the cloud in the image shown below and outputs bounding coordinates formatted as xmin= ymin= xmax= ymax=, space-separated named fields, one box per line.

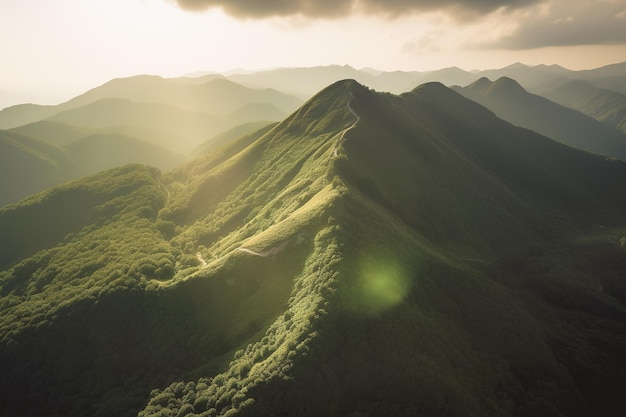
xmin=488 ymin=0 xmax=626 ymax=48
xmin=172 ymin=0 xmax=543 ymax=19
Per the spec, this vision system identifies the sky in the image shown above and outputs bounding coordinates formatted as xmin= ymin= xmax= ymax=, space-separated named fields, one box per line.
xmin=1 ymin=0 xmax=625 ymax=107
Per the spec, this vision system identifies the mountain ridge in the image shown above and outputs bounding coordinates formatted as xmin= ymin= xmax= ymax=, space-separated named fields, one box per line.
xmin=2 ymin=79 xmax=626 ymax=417
xmin=454 ymin=77 xmax=626 ymax=159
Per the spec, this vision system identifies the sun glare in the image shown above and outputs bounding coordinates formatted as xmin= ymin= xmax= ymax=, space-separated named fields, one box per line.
xmin=348 ymin=254 xmax=412 ymax=315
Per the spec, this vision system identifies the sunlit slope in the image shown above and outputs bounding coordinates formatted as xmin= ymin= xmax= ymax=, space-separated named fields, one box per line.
xmin=10 ymin=120 xmax=198 ymax=152
xmin=63 ymin=75 xmax=302 ymax=115
xmin=192 ymin=121 xmax=275 ymax=156
xmin=542 ymin=80 xmax=626 ymax=134
xmin=66 ymin=134 xmax=188 ymax=174
xmin=455 ymin=77 xmax=626 ymax=159
xmin=2 ymin=79 xmax=626 ymax=417
xmin=0 ymin=81 xmax=357 ymax=417
xmin=140 ymin=81 xmax=626 ymax=417
xmin=0 ymin=75 xmax=303 ymax=130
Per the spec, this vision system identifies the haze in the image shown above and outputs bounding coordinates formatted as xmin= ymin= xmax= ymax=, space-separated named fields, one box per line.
xmin=1 ymin=0 xmax=625 ymax=108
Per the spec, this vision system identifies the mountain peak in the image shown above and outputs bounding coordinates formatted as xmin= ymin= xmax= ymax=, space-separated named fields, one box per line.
xmin=491 ymin=76 xmax=526 ymax=93
xmin=503 ymin=62 xmax=529 ymax=70
xmin=467 ymin=76 xmax=493 ymax=91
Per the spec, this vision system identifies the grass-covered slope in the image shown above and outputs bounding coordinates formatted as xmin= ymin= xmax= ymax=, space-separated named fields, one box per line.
xmin=455 ymin=77 xmax=626 ymax=159
xmin=2 ymin=80 xmax=626 ymax=417
xmin=139 ymin=81 xmax=626 ymax=417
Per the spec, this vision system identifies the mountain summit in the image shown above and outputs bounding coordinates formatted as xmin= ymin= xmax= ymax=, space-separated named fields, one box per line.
xmin=2 ymin=80 xmax=626 ymax=417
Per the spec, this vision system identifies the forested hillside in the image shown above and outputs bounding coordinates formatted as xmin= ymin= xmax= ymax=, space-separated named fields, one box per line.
xmin=1 ymin=80 xmax=626 ymax=417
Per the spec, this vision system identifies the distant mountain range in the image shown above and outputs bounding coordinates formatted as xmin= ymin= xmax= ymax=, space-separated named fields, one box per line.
xmin=453 ymin=77 xmax=626 ymax=159
xmin=2 ymin=77 xmax=626 ymax=417
xmin=0 ymin=76 xmax=305 ymax=206
xmin=541 ymin=80 xmax=626 ymax=134
xmin=219 ymin=61 xmax=626 ymax=97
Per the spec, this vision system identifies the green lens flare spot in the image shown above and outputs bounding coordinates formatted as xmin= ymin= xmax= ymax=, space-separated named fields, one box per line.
xmin=349 ymin=255 xmax=411 ymax=315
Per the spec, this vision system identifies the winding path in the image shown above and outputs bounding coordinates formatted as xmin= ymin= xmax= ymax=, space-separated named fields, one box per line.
xmin=332 ymin=95 xmax=361 ymax=157
xmin=236 ymin=95 xmax=360 ymax=258
xmin=237 ymin=241 xmax=289 ymax=257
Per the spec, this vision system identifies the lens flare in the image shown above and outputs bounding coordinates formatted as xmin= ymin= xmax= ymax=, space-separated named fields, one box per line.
xmin=347 ymin=254 xmax=412 ymax=315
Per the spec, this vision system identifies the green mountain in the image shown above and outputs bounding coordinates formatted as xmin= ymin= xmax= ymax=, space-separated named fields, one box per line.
xmin=0 ymin=129 xmax=187 ymax=207
xmin=2 ymin=80 xmax=626 ymax=417
xmin=192 ymin=121 xmax=276 ymax=156
xmin=45 ymin=97 xmax=290 ymax=150
xmin=9 ymin=120 xmax=198 ymax=152
xmin=0 ymin=130 xmax=74 ymax=206
xmin=66 ymin=134 xmax=187 ymax=174
xmin=541 ymin=80 xmax=626 ymax=134
xmin=454 ymin=77 xmax=626 ymax=159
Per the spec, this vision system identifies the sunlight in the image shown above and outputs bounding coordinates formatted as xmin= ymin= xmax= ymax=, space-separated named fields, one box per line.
xmin=349 ymin=253 xmax=412 ymax=315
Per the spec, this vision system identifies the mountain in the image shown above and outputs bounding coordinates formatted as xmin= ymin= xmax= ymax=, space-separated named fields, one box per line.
xmin=541 ymin=80 xmax=626 ymax=134
xmin=0 ymin=130 xmax=74 ymax=206
xmin=454 ymin=77 xmax=626 ymax=159
xmin=0 ymin=103 xmax=59 ymax=130
xmin=9 ymin=120 xmax=199 ymax=152
xmin=46 ymin=97 xmax=218 ymax=142
xmin=227 ymin=64 xmax=376 ymax=97
xmin=2 ymin=80 xmax=626 ymax=417
xmin=63 ymin=75 xmax=302 ymax=116
xmin=0 ymin=128 xmax=187 ymax=207
xmin=224 ymin=62 xmax=626 ymax=98
xmin=65 ymin=134 xmax=187 ymax=174
xmin=192 ymin=121 xmax=276 ymax=156
xmin=9 ymin=120 xmax=95 ymax=146
xmin=45 ymin=97 xmax=292 ymax=150
xmin=0 ymin=76 xmax=303 ymax=131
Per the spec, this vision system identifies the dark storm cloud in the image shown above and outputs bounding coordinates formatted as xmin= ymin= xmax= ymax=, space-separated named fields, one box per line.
xmin=493 ymin=1 xmax=626 ymax=49
xmin=173 ymin=0 xmax=543 ymax=19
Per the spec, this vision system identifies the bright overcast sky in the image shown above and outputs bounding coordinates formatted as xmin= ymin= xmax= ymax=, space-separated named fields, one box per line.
xmin=1 ymin=0 xmax=625 ymax=106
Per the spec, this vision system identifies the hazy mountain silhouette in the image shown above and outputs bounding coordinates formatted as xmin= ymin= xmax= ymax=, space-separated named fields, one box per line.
xmin=0 ymin=76 xmax=303 ymax=132
xmin=0 ymin=128 xmax=187 ymax=207
xmin=0 ymin=130 xmax=74 ymax=206
xmin=191 ymin=121 xmax=276 ymax=156
xmin=454 ymin=76 xmax=626 ymax=159
xmin=10 ymin=120 xmax=199 ymax=152
xmin=542 ymin=80 xmax=626 ymax=134
xmin=2 ymin=79 xmax=626 ymax=417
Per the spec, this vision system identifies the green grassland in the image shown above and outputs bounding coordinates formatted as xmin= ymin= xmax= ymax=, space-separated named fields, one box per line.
xmin=1 ymin=80 xmax=626 ymax=417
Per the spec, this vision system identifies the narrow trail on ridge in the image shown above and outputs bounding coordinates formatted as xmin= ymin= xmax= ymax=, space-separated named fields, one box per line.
xmin=333 ymin=94 xmax=360 ymax=157
xmin=237 ymin=241 xmax=289 ymax=257
xmin=237 ymin=94 xmax=360 ymax=257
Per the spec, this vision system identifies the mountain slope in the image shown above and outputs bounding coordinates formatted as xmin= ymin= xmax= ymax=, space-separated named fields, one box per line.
xmin=65 ymin=134 xmax=188 ymax=174
xmin=63 ymin=75 xmax=302 ymax=115
xmin=9 ymin=120 xmax=198 ymax=152
xmin=454 ymin=77 xmax=626 ymax=159
xmin=0 ymin=76 xmax=302 ymax=133
xmin=0 ymin=128 xmax=188 ymax=207
xmin=2 ymin=80 xmax=626 ymax=417
xmin=0 ymin=130 xmax=74 ymax=206
xmin=542 ymin=80 xmax=626 ymax=134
